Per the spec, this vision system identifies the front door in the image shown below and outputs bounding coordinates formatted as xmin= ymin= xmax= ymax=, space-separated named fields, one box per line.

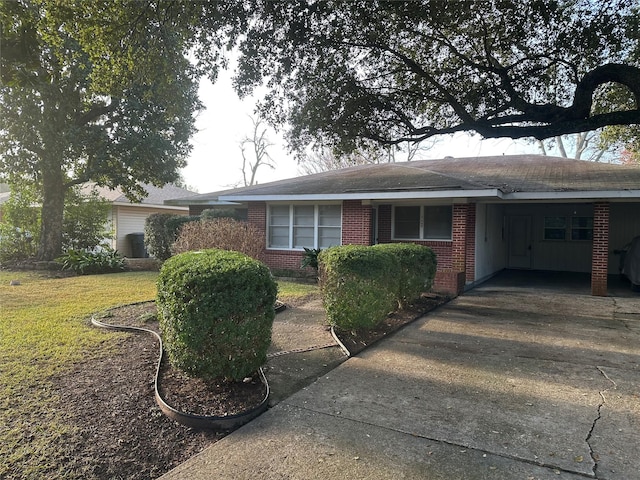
xmin=508 ymin=215 xmax=532 ymax=269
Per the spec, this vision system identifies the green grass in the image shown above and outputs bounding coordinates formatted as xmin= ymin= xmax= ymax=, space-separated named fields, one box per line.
xmin=0 ymin=270 xmax=159 ymax=479
xmin=0 ymin=270 xmax=318 ymax=478
xmin=276 ymin=279 xmax=320 ymax=303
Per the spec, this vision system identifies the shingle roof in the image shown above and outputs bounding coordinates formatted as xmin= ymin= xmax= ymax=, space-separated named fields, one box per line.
xmin=83 ymin=182 xmax=197 ymax=206
xmin=167 ymin=155 xmax=640 ymax=205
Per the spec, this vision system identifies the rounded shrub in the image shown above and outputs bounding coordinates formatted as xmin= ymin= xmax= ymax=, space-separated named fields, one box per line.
xmin=156 ymin=249 xmax=278 ymax=381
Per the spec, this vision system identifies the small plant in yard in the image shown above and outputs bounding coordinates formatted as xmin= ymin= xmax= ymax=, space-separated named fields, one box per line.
xmin=157 ymin=249 xmax=278 ymax=381
xmin=373 ymin=243 xmax=436 ymax=307
xmin=300 ymin=247 xmax=322 ymax=271
xmin=56 ymin=247 xmax=126 ymax=274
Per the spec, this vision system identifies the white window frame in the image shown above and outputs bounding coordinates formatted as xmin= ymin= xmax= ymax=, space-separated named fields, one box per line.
xmin=391 ymin=205 xmax=453 ymax=241
xmin=267 ymin=203 xmax=342 ymax=250
xmin=543 ymin=215 xmax=594 ymax=242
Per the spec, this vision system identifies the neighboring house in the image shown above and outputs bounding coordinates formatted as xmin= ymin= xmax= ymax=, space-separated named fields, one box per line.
xmin=166 ymin=155 xmax=640 ymax=296
xmin=85 ymin=183 xmax=197 ymax=257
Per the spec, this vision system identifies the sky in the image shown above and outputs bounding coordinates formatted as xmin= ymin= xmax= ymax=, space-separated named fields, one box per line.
xmin=180 ymin=68 xmax=538 ymax=195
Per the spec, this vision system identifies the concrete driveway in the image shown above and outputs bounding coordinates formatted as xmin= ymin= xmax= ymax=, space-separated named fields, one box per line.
xmin=161 ymin=272 xmax=640 ymax=480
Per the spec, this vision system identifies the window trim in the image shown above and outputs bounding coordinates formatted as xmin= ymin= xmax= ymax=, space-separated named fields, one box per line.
xmin=391 ymin=205 xmax=453 ymax=241
xmin=267 ymin=203 xmax=342 ymax=250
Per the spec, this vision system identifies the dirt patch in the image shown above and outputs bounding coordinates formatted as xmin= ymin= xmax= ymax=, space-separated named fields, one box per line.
xmin=50 ymin=294 xmax=448 ymax=479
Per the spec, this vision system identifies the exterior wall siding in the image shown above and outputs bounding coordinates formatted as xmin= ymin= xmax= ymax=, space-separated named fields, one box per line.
xmin=503 ymin=203 xmax=594 ymax=273
xmin=116 ymin=205 xmax=188 ymax=257
xmin=609 ymin=202 xmax=640 ymax=274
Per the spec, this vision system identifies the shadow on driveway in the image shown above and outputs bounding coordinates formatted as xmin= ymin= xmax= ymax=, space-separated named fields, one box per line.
xmin=162 ymin=271 xmax=640 ymax=480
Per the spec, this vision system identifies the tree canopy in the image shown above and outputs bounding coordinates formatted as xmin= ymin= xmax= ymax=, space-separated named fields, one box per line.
xmin=0 ymin=0 xmax=204 ymax=260
xmin=232 ymin=0 xmax=640 ymax=155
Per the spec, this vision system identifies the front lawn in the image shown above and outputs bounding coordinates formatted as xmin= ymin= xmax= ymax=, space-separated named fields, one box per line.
xmin=0 ymin=270 xmax=318 ymax=479
xmin=0 ymin=270 xmax=159 ymax=478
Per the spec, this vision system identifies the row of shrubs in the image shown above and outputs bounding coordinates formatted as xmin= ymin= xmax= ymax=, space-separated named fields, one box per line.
xmin=52 ymin=209 xmax=251 ymax=275
xmin=319 ymin=243 xmax=436 ymax=331
xmin=156 ymin=243 xmax=436 ymax=383
xmin=144 ymin=209 xmax=247 ymax=261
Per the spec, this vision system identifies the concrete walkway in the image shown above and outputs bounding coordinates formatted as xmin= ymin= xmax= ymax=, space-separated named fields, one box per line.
xmin=161 ymin=274 xmax=640 ymax=480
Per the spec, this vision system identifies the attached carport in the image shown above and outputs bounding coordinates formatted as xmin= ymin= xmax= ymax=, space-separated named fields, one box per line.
xmin=474 ymin=198 xmax=640 ymax=297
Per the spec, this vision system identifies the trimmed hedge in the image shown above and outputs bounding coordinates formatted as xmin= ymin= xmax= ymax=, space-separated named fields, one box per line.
xmin=319 ymin=245 xmax=398 ymax=331
xmin=156 ymin=249 xmax=278 ymax=381
xmin=201 ymin=208 xmax=244 ymax=221
xmin=319 ymin=243 xmax=436 ymax=330
xmin=373 ymin=243 xmax=437 ymax=307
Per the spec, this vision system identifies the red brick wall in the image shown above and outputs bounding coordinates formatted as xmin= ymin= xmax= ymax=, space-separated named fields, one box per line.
xmin=244 ymin=200 xmax=469 ymax=296
xmin=591 ymin=202 xmax=609 ymax=296
xmin=465 ymin=203 xmax=476 ymax=283
xmin=433 ymin=270 xmax=466 ymax=296
xmin=263 ymin=249 xmax=306 ymax=271
xmin=342 ymin=200 xmax=373 ymax=245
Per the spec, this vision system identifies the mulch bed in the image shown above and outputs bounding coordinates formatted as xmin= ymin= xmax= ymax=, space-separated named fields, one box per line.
xmin=50 ymin=294 xmax=448 ymax=479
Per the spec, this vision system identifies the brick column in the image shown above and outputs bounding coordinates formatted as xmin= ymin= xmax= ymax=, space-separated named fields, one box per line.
xmin=247 ymin=202 xmax=267 ymax=236
xmin=591 ymin=202 xmax=609 ymax=296
xmin=342 ymin=200 xmax=373 ymax=245
xmin=465 ymin=203 xmax=476 ymax=283
xmin=452 ymin=204 xmax=468 ymax=274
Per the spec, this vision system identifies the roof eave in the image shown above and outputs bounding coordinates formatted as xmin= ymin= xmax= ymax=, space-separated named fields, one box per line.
xmin=164 ymin=198 xmax=243 ymax=206
xmin=219 ymin=189 xmax=504 ymax=202
xmin=113 ymin=201 xmax=189 ymax=210
xmin=504 ymin=190 xmax=640 ymax=201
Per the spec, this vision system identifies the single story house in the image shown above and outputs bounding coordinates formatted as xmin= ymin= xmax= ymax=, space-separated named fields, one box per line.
xmin=85 ymin=183 xmax=197 ymax=257
xmin=166 ymin=155 xmax=640 ymax=297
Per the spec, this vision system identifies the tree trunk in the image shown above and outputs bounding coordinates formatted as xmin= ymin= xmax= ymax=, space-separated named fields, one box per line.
xmin=37 ymin=165 xmax=66 ymax=261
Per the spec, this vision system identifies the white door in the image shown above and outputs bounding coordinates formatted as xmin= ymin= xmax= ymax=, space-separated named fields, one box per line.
xmin=508 ymin=216 xmax=532 ymax=269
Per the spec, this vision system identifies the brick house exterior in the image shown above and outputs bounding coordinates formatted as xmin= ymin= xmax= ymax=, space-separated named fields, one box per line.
xmin=169 ymin=156 xmax=640 ymax=297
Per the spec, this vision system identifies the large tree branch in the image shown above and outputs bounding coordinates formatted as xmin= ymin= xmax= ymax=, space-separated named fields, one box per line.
xmin=388 ymin=109 xmax=640 ymax=143
xmin=340 ymin=40 xmax=476 ymax=124
xmin=75 ymin=99 xmax=120 ymax=126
